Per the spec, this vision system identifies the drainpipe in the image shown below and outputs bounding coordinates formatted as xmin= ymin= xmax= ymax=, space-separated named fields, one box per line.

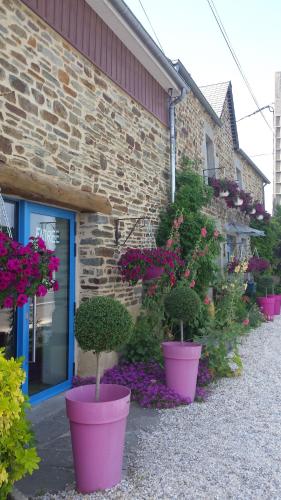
xmin=169 ymin=88 xmax=188 ymax=203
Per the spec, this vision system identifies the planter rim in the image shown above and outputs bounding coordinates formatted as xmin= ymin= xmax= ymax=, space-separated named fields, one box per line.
xmin=65 ymin=384 xmax=131 ymax=425
xmin=162 ymin=341 xmax=202 ymax=360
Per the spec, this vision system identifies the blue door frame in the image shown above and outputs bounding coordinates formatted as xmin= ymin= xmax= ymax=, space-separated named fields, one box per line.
xmin=16 ymin=201 xmax=76 ymax=404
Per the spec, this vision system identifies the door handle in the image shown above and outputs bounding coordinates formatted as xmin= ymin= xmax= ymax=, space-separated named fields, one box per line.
xmin=31 ymin=295 xmax=37 ymax=363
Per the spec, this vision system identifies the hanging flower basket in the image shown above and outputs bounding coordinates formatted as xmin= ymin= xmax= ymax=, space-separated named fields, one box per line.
xmin=249 ymin=207 xmax=256 ymax=215
xmin=219 ymin=190 xmax=229 ymax=198
xmin=143 ymin=266 xmax=164 ymax=281
xmin=256 ymin=214 xmax=264 ymax=221
xmin=234 ymin=197 xmax=243 ymax=206
xmin=0 ymin=231 xmax=60 ymax=309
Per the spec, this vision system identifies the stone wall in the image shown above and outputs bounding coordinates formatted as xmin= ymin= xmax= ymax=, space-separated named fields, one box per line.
xmin=0 ymin=0 xmax=170 ymax=312
xmin=235 ymin=151 xmax=264 ymax=203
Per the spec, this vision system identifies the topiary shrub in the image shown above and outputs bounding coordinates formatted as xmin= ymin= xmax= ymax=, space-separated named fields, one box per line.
xmin=164 ymin=285 xmax=201 ymax=342
xmin=0 ymin=350 xmax=40 ymax=498
xmin=256 ymin=275 xmax=274 ymax=297
xmin=75 ymin=296 xmax=133 ymax=400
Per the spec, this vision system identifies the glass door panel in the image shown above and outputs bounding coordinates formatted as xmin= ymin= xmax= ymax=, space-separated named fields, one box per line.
xmin=28 ymin=212 xmax=70 ymax=396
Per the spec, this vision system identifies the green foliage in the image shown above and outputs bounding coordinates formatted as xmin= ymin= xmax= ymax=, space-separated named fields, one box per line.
xmin=255 ymin=274 xmax=274 ymax=296
xmin=247 ymin=303 xmax=264 ymax=328
xmin=214 ymin=273 xmax=246 ymax=328
xmin=0 ymin=350 xmax=40 ymax=498
xmin=75 ymin=296 xmax=133 ymax=353
xmin=196 ymin=323 xmax=245 ymax=378
xmin=156 ymin=160 xmax=222 ymax=293
xmin=164 ymin=285 xmax=201 ymax=324
xmin=122 ymin=313 xmax=163 ymax=363
xmin=251 ymin=206 xmax=281 ymax=275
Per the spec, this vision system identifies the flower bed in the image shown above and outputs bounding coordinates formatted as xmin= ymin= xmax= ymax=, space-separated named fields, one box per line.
xmin=73 ymin=360 xmax=213 ymax=408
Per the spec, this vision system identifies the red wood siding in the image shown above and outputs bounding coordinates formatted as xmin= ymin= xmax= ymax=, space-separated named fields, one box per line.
xmin=21 ymin=0 xmax=169 ymax=125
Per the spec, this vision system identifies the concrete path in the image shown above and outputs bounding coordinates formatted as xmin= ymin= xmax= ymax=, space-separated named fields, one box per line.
xmin=15 ymin=395 xmax=159 ymax=497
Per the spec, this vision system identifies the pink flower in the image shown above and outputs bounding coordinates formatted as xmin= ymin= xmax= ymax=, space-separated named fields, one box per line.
xmin=201 ymin=227 xmax=207 ymax=238
xmin=190 ymin=280 xmax=196 ymax=288
xmin=16 ymin=279 xmax=28 ymax=293
xmin=37 ymin=284 xmax=48 ymax=297
xmin=37 ymin=237 xmax=46 ymax=250
xmin=184 ymin=269 xmax=191 ymax=278
xmin=177 ymin=214 xmax=184 ymax=225
xmin=3 ymin=296 xmax=14 ymax=308
xmin=243 ymin=318 xmax=250 ymax=326
xmin=204 ymin=296 xmax=211 ymax=305
xmin=0 ymin=245 xmax=8 ymax=257
xmin=214 ymin=229 xmax=220 ymax=238
xmin=169 ymin=273 xmax=176 ymax=287
xmin=53 ymin=280 xmax=59 ymax=292
xmin=17 ymin=294 xmax=28 ymax=307
xmin=48 ymin=256 xmax=60 ymax=272
xmin=30 ymin=252 xmax=40 ymax=265
xmin=147 ymin=284 xmax=157 ymax=296
xmin=166 ymin=239 xmax=173 ymax=249
xmin=7 ymin=258 xmax=21 ymax=272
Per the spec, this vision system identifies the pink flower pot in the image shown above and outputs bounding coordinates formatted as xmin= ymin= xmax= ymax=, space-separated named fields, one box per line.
xmin=268 ymin=295 xmax=281 ymax=315
xmin=162 ymin=341 xmax=202 ymax=402
xmin=65 ymin=384 xmax=130 ymax=493
xmin=143 ymin=266 xmax=164 ymax=281
xmin=257 ymin=296 xmax=275 ymax=321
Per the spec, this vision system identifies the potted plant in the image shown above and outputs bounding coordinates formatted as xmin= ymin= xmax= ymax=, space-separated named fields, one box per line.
xmin=118 ymin=247 xmax=185 ymax=285
xmin=162 ymin=285 xmax=202 ymax=402
xmin=218 ymin=179 xmax=230 ymax=197
xmin=256 ymin=275 xmax=275 ymax=320
xmin=65 ymin=296 xmax=133 ymax=493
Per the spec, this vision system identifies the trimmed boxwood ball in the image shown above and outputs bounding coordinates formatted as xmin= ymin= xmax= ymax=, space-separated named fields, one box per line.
xmin=164 ymin=286 xmax=201 ymax=324
xmin=75 ymin=296 xmax=133 ymax=353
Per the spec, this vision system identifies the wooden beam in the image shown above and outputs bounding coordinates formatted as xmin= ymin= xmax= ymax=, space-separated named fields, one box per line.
xmin=0 ymin=163 xmax=112 ymax=215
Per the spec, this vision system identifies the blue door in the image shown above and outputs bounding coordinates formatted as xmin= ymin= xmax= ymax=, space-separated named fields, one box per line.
xmin=16 ymin=202 xmax=76 ymax=404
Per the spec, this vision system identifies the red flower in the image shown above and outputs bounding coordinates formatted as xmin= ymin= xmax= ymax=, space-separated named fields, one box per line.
xmin=53 ymin=280 xmax=59 ymax=292
xmin=190 ymin=280 xmax=196 ymax=288
xmin=213 ymin=229 xmax=220 ymax=238
xmin=17 ymin=294 xmax=28 ymax=307
xmin=204 ymin=296 xmax=211 ymax=305
xmin=37 ymin=284 xmax=48 ymax=297
xmin=169 ymin=273 xmax=176 ymax=287
xmin=184 ymin=269 xmax=191 ymax=278
xmin=3 ymin=296 xmax=13 ymax=308
xmin=201 ymin=227 xmax=207 ymax=238
xmin=243 ymin=318 xmax=249 ymax=326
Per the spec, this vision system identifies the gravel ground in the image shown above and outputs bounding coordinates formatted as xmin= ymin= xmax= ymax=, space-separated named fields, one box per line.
xmin=41 ymin=317 xmax=281 ymax=500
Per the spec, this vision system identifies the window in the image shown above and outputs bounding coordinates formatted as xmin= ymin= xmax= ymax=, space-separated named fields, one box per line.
xmin=205 ymin=134 xmax=216 ymax=179
xmin=236 ymin=167 xmax=243 ymax=189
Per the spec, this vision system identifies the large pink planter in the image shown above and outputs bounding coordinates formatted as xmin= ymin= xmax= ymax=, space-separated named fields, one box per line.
xmin=268 ymin=295 xmax=281 ymax=315
xmin=162 ymin=341 xmax=202 ymax=402
xmin=65 ymin=384 xmax=130 ymax=493
xmin=257 ymin=296 xmax=275 ymax=320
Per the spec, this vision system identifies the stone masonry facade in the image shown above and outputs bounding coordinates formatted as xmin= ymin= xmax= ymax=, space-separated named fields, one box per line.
xmin=0 ymin=0 xmax=266 ymax=316
xmin=0 ymin=0 xmax=170 ymax=313
xmin=176 ymin=90 xmax=264 ymax=224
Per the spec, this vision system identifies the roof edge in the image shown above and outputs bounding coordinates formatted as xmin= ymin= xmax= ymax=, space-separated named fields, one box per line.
xmin=105 ymin=0 xmax=187 ymax=92
xmin=237 ymin=148 xmax=270 ymax=184
xmin=174 ymin=60 xmax=222 ymax=126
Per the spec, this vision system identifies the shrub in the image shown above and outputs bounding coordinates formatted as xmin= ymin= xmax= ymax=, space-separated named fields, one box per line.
xmin=0 ymin=350 xmax=40 ymax=497
xmin=75 ymin=296 xmax=133 ymax=400
xmin=122 ymin=313 xmax=163 ymax=363
xmin=256 ymin=275 xmax=274 ymax=296
xmin=164 ymin=285 xmax=201 ymax=323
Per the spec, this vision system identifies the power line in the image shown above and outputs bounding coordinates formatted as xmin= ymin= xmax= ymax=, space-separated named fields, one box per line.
xmin=138 ymin=0 xmax=164 ymax=52
xmin=206 ymin=0 xmax=273 ymax=134
xmin=250 ymin=152 xmax=273 ymax=158
xmin=237 ymin=105 xmax=274 ymax=123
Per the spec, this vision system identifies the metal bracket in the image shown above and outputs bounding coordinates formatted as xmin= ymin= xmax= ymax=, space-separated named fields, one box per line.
xmin=114 ymin=217 xmax=157 ymax=247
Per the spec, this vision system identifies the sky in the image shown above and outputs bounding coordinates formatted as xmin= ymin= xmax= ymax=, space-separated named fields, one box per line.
xmin=126 ymin=0 xmax=280 ymax=212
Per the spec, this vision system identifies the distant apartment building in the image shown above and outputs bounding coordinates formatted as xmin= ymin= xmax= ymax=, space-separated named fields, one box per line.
xmin=274 ymin=72 xmax=281 ymax=209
